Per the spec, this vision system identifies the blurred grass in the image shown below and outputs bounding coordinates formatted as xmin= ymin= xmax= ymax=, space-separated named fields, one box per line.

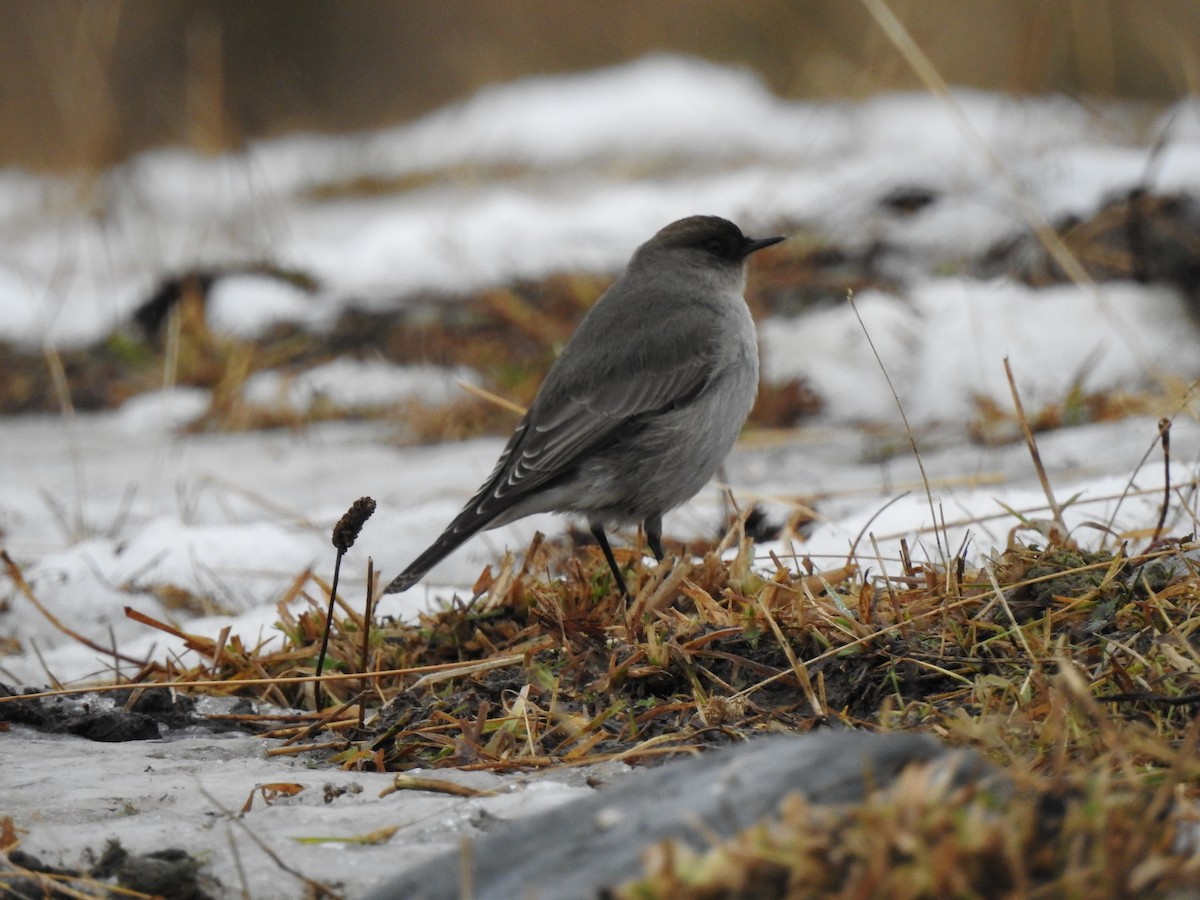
xmin=1 ymin=0 xmax=1197 ymax=172
xmin=1 ymin=188 xmax=1194 ymax=442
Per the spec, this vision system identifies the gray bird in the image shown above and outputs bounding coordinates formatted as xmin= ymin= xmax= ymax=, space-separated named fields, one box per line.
xmin=384 ymin=215 xmax=784 ymax=596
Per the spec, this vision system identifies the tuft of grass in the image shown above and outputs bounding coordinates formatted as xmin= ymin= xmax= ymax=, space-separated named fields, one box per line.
xmin=7 ymin=465 xmax=1200 ymax=893
xmin=615 ymin=743 xmax=1200 ymax=898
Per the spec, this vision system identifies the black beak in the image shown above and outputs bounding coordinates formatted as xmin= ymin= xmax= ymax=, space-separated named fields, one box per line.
xmin=741 ymin=234 xmax=786 ymax=257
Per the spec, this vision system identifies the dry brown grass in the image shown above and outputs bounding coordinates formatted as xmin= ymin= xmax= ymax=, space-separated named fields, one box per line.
xmin=0 ymin=245 xmax=840 ymax=438
xmin=6 ymin=468 xmax=1200 ymax=895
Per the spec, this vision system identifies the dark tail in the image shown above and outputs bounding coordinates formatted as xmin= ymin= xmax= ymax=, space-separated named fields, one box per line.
xmin=383 ymin=512 xmax=488 ymax=594
xmin=385 ymin=416 xmax=549 ymax=594
xmin=383 ymin=427 xmax=532 ymax=593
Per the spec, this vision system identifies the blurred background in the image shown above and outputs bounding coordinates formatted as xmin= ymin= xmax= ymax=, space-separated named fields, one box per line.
xmin=3 ymin=0 xmax=1198 ymax=173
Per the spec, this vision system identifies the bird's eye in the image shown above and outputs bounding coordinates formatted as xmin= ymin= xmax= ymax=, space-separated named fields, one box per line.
xmin=704 ymin=238 xmax=726 ymax=255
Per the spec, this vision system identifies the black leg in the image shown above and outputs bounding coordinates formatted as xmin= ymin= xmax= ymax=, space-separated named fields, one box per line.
xmin=644 ymin=516 xmax=665 ymax=562
xmin=590 ymin=522 xmax=629 ymax=597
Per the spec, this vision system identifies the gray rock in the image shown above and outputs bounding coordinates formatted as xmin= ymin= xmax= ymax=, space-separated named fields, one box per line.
xmin=362 ymin=730 xmax=996 ymax=900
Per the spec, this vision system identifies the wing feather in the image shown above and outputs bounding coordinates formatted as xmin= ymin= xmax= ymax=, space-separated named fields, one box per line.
xmin=385 ymin=285 xmax=731 ymax=594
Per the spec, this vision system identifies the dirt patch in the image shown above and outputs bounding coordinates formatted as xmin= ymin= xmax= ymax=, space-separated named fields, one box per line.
xmin=4 ymin=839 xmax=217 ymax=900
xmin=0 ymin=684 xmax=244 ymax=742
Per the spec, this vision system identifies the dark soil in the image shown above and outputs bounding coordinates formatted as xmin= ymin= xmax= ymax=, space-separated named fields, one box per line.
xmin=4 ymin=839 xmax=216 ymax=900
xmin=0 ymin=684 xmax=243 ymax=742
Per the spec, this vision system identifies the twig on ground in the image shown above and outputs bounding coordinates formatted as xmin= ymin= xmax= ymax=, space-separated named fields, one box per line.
xmin=848 ymin=290 xmax=946 ymax=566
xmin=1004 ymin=358 xmax=1068 ymax=537
xmin=2 ymin=551 xmax=150 ymax=669
xmin=1152 ymin=417 xmax=1172 ymax=545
